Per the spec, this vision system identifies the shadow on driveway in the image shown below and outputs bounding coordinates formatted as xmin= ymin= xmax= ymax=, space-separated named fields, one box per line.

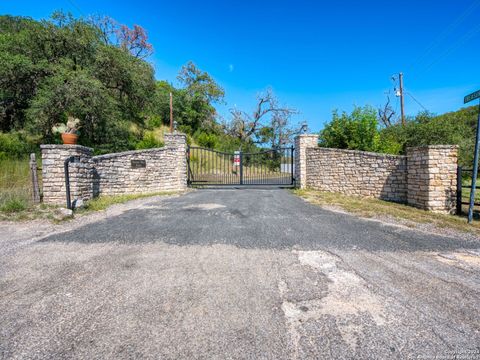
xmin=40 ymin=189 xmax=480 ymax=253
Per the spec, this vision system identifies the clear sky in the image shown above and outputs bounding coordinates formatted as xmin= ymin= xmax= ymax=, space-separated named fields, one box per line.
xmin=2 ymin=0 xmax=479 ymax=131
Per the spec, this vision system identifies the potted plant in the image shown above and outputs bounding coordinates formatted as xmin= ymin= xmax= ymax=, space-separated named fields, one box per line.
xmin=52 ymin=116 xmax=81 ymax=145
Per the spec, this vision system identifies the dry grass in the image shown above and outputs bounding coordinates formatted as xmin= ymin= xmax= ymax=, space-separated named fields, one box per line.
xmin=0 ymin=158 xmax=41 ymax=214
xmin=293 ymin=189 xmax=480 ymax=236
xmin=0 ymin=158 xmax=57 ymax=221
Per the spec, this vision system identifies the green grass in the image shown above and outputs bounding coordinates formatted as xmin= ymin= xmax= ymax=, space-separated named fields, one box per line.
xmin=0 ymin=158 xmax=51 ymax=221
xmin=0 ymin=158 xmax=39 ymax=213
xmin=0 ymin=197 xmax=28 ymax=213
xmin=81 ymin=191 xmax=179 ymax=212
xmin=294 ymin=189 xmax=480 ymax=236
xmin=0 ymin=157 xmax=180 ymax=221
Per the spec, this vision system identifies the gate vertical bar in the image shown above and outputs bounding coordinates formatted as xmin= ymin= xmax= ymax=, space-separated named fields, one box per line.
xmin=239 ymin=151 xmax=243 ymax=185
xmin=291 ymin=146 xmax=294 ymax=185
xmin=187 ymin=146 xmax=191 ymax=185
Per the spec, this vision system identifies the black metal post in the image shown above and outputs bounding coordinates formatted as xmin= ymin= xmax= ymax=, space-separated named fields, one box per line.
xmin=468 ymin=99 xmax=480 ymax=223
xmin=290 ymin=146 xmax=294 ymax=185
xmin=186 ymin=146 xmax=191 ymax=185
xmin=457 ymin=166 xmax=462 ymax=215
xmin=239 ymin=151 xmax=243 ymax=185
xmin=64 ymin=156 xmax=73 ymax=210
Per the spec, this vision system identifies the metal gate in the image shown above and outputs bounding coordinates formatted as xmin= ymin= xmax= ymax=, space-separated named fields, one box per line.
xmin=187 ymin=146 xmax=295 ymax=186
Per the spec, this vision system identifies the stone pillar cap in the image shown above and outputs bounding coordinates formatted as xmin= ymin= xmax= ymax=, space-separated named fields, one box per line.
xmin=40 ymin=144 xmax=93 ymax=152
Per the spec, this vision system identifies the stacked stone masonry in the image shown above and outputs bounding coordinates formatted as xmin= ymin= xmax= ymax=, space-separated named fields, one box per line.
xmin=295 ymin=134 xmax=318 ymax=189
xmin=305 ymin=148 xmax=407 ymax=203
xmin=295 ymin=134 xmax=458 ymax=213
xmin=41 ymin=133 xmax=187 ymax=206
xmin=406 ymin=145 xmax=458 ymax=212
xmin=41 ymin=145 xmax=94 ymax=206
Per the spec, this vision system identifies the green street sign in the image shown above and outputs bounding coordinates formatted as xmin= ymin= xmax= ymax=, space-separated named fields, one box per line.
xmin=464 ymin=90 xmax=480 ymax=104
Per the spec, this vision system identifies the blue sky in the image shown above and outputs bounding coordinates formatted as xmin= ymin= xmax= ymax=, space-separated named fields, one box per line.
xmin=2 ymin=0 xmax=480 ymax=131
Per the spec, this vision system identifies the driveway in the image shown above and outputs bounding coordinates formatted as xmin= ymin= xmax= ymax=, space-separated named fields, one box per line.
xmin=1 ymin=189 xmax=479 ymax=359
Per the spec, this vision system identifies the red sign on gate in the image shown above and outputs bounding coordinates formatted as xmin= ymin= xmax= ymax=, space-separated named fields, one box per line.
xmin=233 ymin=151 xmax=240 ymax=166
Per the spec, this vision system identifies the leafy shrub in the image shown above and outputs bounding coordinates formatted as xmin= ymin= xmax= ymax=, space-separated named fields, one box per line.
xmin=0 ymin=131 xmax=37 ymax=159
xmin=319 ymin=106 xmax=381 ymax=152
xmin=135 ymin=131 xmax=164 ymax=149
xmin=196 ymin=132 xmax=218 ymax=148
xmin=145 ymin=115 xmax=163 ymax=129
xmin=0 ymin=196 xmax=28 ymax=213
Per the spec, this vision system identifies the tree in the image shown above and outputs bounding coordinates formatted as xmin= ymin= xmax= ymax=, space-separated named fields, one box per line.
xmin=93 ymin=45 xmax=155 ymax=122
xmin=146 ymin=63 xmax=225 ymax=135
xmin=378 ymin=95 xmax=395 ymax=127
xmin=0 ymin=12 xmax=156 ymax=151
xmin=177 ymin=61 xmax=224 ymax=103
xmin=89 ymin=15 xmax=153 ymax=59
xmin=0 ymin=13 xmax=100 ymax=132
xmin=319 ymin=106 xmax=381 ymax=152
xmin=26 ymin=67 xmax=118 ymax=145
xmin=225 ymin=88 xmax=297 ymax=145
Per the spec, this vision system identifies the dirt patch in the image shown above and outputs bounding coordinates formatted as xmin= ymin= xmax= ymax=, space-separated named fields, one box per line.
xmin=182 ymin=203 xmax=226 ymax=210
xmin=436 ymin=251 xmax=480 ymax=268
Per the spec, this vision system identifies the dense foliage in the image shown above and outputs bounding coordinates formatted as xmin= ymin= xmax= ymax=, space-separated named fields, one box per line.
xmin=0 ymin=13 xmax=157 ymax=152
xmin=1 ymin=12 xmax=475 ymax=166
xmin=0 ymin=13 xmax=232 ymax=157
xmin=319 ymin=105 xmax=477 ymax=167
xmin=0 ymin=12 xmax=281 ymax=159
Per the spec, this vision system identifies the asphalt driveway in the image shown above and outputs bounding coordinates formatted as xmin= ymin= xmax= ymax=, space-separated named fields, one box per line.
xmin=1 ymin=189 xmax=479 ymax=359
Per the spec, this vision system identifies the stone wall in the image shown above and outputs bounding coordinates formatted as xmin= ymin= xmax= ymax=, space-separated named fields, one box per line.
xmin=41 ymin=133 xmax=187 ymax=206
xmin=41 ymin=145 xmax=94 ymax=206
xmin=296 ymin=134 xmax=459 ymax=213
xmin=92 ymin=134 xmax=187 ymax=196
xmin=406 ymin=145 xmax=458 ymax=212
xmin=305 ymin=147 xmax=407 ymax=202
xmin=295 ymin=134 xmax=318 ymax=188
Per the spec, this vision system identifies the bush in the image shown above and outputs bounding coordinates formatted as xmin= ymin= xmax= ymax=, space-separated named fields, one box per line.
xmin=319 ymin=106 xmax=381 ymax=152
xmin=196 ymin=132 xmax=218 ymax=149
xmin=0 ymin=131 xmax=37 ymax=159
xmin=145 ymin=115 xmax=163 ymax=129
xmin=135 ymin=131 xmax=164 ymax=149
xmin=0 ymin=196 xmax=28 ymax=213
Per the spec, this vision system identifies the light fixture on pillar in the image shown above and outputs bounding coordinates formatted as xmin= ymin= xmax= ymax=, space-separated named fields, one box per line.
xmin=299 ymin=122 xmax=308 ymax=134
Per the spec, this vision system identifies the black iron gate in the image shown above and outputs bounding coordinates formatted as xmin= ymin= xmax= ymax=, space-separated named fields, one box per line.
xmin=187 ymin=146 xmax=295 ymax=186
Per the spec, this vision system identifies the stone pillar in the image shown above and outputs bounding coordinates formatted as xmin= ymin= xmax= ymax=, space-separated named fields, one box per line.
xmin=406 ymin=145 xmax=458 ymax=213
xmin=294 ymin=134 xmax=318 ymax=188
xmin=164 ymin=132 xmax=188 ymax=189
xmin=40 ymin=145 xmax=93 ymax=206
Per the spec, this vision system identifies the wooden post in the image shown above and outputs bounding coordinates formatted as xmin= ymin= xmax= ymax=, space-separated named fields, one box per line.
xmin=30 ymin=153 xmax=40 ymax=204
xmin=399 ymin=72 xmax=405 ymax=127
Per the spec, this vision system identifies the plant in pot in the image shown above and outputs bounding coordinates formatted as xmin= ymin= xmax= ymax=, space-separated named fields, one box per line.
xmin=52 ymin=116 xmax=81 ymax=145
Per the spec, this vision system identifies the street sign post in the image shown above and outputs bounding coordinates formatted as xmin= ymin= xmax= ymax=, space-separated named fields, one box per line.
xmin=464 ymin=90 xmax=480 ymax=223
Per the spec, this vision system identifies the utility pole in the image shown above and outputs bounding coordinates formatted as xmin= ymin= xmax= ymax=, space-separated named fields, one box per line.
xmin=169 ymin=92 xmax=173 ymax=133
xmin=399 ymin=72 xmax=405 ymax=126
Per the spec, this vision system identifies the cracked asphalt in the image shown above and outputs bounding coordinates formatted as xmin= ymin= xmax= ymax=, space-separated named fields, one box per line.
xmin=1 ymin=189 xmax=480 ymax=359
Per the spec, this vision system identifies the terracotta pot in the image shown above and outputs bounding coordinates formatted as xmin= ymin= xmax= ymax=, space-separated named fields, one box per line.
xmin=61 ymin=133 xmax=79 ymax=145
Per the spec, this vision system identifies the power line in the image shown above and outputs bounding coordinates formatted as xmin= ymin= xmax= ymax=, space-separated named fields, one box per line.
xmin=408 ymin=0 xmax=480 ymax=74
xmin=65 ymin=0 xmax=85 ymax=16
xmin=420 ymin=21 xmax=480 ymax=74
xmin=406 ymin=92 xmax=428 ymax=112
